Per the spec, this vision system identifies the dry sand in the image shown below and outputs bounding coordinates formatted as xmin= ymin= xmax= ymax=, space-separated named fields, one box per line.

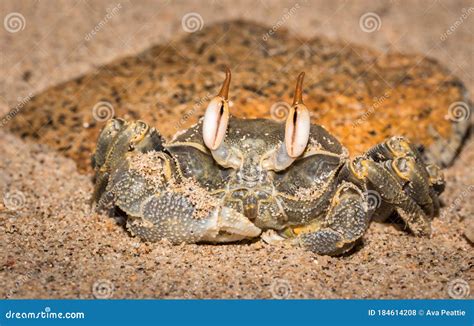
xmin=0 ymin=129 xmax=472 ymax=299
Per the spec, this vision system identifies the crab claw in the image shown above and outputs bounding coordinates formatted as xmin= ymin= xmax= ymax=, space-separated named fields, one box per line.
xmin=203 ymin=67 xmax=231 ymax=150
xmin=202 ymin=207 xmax=262 ymax=242
xmin=285 ymin=72 xmax=310 ymax=158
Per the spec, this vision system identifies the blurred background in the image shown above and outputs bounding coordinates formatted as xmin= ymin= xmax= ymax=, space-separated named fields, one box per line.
xmin=1 ymin=0 xmax=473 ymax=112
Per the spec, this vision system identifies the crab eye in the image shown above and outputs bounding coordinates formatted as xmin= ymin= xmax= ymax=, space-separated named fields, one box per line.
xmin=285 ymin=72 xmax=310 ymax=158
xmin=203 ymin=67 xmax=231 ymax=151
xmin=285 ymin=105 xmax=310 ymax=157
xmin=203 ymin=97 xmax=229 ymax=150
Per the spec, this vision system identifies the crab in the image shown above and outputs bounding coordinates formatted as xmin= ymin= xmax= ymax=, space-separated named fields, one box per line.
xmin=92 ymin=68 xmax=445 ymax=255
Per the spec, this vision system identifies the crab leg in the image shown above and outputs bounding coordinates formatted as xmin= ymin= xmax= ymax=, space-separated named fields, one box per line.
xmin=363 ymin=136 xmax=444 ymax=220
xmin=386 ymin=156 xmax=439 ymax=218
xmin=297 ymin=182 xmax=369 ymax=255
xmin=365 ymin=136 xmax=445 ymax=189
xmin=350 ymin=157 xmax=431 ymax=236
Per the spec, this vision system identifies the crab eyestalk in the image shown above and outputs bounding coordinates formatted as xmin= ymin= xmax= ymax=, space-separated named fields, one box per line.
xmin=202 ymin=67 xmax=231 ymax=151
xmin=202 ymin=67 xmax=241 ymax=168
xmin=262 ymin=72 xmax=311 ymax=171
xmin=285 ymin=72 xmax=311 ymax=158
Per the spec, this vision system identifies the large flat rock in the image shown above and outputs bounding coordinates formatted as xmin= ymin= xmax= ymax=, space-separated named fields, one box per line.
xmin=3 ymin=21 xmax=471 ymax=172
